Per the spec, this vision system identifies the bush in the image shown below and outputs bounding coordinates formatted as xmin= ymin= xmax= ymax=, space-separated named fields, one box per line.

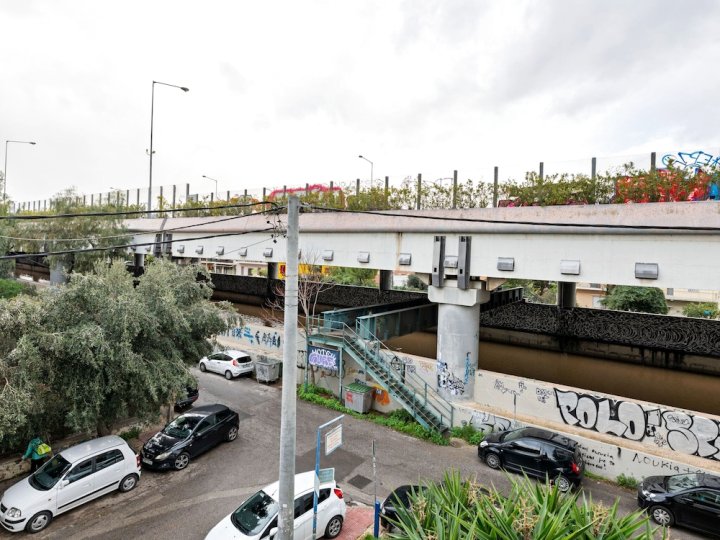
xmin=0 ymin=279 xmax=25 ymax=300
xmin=392 ymin=470 xmax=660 ymax=539
xmin=451 ymin=424 xmax=485 ymax=445
xmin=298 ymin=384 xmax=447 ymax=446
xmin=616 ymin=473 xmax=639 ymax=490
xmin=119 ymin=426 xmax=142 ymax=441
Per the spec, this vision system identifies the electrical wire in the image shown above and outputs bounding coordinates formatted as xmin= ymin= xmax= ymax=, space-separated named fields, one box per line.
xmin=304 ymin=204 xmax=720 ymax=232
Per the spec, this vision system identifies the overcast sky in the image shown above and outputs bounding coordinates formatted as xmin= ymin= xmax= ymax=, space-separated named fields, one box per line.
xmin=2 ymin=0 xmax=719 ymax=204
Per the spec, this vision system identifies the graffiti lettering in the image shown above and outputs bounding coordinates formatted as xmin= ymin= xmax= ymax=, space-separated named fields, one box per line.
xmin=535 ymin=388 xmax=553 ymax=403
xmin=437 ymin=361 xmax=465 ymax=396
xmin=469 ymin=411 xmax=513 ymax=434
xmin=662 ymin=150 xmax=720 ymax=171
xmin=494 ymin=379 xmax=527 ymax=397
xmin=228 ymin=326 xmax=282 ymax=349
xmin=555 ymin=389 xmax=720 ymax=461
xmin=463 ymin=352 xmax=475 ymax=385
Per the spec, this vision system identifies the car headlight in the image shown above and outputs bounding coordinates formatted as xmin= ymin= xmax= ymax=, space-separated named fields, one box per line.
xmin=155 ymin=451 xmax=172 ymax=461
xmin=7 ymin=507 xmax=21 ymax=519
xmin=479 ymin=441 xmax=488 ymax=448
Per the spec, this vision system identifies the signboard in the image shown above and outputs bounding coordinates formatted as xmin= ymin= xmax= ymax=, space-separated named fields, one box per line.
xmin=318 ymin=467 xmax=335 ymax=483
xmin=308 ymin=345 xmax=340 ymax=371
xmin=325 ymin=425 xmax=342 ymax=456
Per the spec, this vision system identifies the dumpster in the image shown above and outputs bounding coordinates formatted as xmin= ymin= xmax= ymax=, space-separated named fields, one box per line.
xmin=255 ymin=357 xmax=282 ymax=383
xmin=344 ymin=382 xmax=373 ymax=413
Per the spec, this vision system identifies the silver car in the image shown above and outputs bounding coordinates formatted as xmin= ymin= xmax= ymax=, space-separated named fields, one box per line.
xmin=199 ymin=349 xmax=254 ymax=379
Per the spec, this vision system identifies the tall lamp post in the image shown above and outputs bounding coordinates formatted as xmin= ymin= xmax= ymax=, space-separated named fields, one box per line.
xmin=202 ymin=175 xmax=219 ymax=199
xmin=3 ymin=140 xmax=37 ymax=201
xmin=358 ymin=154 xmax=374 ymax=189
xmin=148 ymin=80 xmax=189 ymax=216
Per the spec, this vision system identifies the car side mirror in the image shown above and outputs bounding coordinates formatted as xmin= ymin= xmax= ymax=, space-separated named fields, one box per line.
xmin=268 ymin=527 xmax=278 ymax=539
xmin=60 ymin=479 xmax=69 ymax=488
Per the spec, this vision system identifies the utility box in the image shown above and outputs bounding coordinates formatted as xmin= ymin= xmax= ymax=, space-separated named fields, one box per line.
xmin=255 ymin=357 xmax=281 ymax=383
xmin=344 ymin=382 xmax=373 ymax=414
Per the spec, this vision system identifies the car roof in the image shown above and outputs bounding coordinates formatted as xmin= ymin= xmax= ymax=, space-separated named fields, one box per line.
xmin=517 ymin=427 xmax=577 ymax=448
xmin=263 ymin=471 xmax=336 ymax=500
xmin=222 ymin=349 xmax=251 ymax=357
xmin=701 ymin=474 xmax=720 ymax=489
xmin=60 ymin=435 xmax=127 ymax=463
xmin=182 ymin=404 xmax=229 ymax=416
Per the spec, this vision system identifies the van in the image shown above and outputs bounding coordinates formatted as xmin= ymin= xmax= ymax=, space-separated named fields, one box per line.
xmin=0 ymin=435 xmax=141 ymax=534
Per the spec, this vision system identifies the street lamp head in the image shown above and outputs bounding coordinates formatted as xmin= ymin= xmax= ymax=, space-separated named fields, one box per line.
xmin=180 ymin=87 xmax=189 ymax=92
xmin=29 ymin=142 xmax=37 ymax=145
xmin=358 ymin=155 xmax=363 ymax=159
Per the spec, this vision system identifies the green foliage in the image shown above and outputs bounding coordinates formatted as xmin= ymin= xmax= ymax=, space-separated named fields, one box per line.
xmin=298 ymin=384 xmax=447 ymax=445
xmin=682 ymin=302 xmax=718 ymax=319
xmin=0 ymin=279 xmax=25 ymax=299
xmin=602 ymin=286 xmax=668 ymax=314
xmin=450 ymin=424 xmax=485 ymax=445
xmin=616 ymin=474 xmax=639 ymax=490
xmin=119 ymin=426 xmax=142 ymax=441
xmin=504 ymin=279 xmax=556 ymax=304
xmin=404 ymin=274 xmax=428 ymax=291
xmin=329 ymin=266 xmax=377 ymax=286
xmin=0 ymin=259 xmax=236 ymax=452
xmin=392 ymin=470 xmax=660 ymax=539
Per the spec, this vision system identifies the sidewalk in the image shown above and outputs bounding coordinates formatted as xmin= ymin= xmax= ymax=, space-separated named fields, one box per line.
xmin=338 ymin=505 xmax=374 ymax=540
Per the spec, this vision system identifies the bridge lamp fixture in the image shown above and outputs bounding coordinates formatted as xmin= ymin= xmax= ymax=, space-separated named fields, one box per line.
xmin=202 ymin=175 xmax=220 ymax=198
xmin=358 ymin=155 xmax=374 ymax=188
xmin=3 ymin=140 xmax=37 ymax=201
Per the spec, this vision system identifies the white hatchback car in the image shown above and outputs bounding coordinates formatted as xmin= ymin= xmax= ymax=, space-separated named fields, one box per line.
xmin=199 ymin=349 xmax=254 ymax=379
xmin=0 ymin=435 xmax=140 ymax=534
xmin=206 ymin=471 xmax=346 ymax=540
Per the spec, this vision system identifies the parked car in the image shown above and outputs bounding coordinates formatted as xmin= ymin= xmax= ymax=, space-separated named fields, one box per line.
xmin=141 ymin=404 xmax=240 ymax=471
xmin=205 ymin=470 xmax=345 ymax=539
xmin=174 ymin=386 xmax=199 ymax=410
xmin=380 ymin=485 xmax=428 ymax=530
xmin=638 ymin=473 xmax=720 ymax=537
xmin=199 ymin=350 xmax=253 ymax=380
xmin=0 ymin=435 xmax=140 ymax=534
xmin=478 ymin=427 xmax=584 ymax=492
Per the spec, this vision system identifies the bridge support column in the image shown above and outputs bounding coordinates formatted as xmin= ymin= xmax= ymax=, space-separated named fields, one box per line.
xmin=267 ymin=262 xmax=279 ymax=279
xmin=50 ymin=260 xmax=69 ymax=285
xmin=557 ymin=281 xmax=576 ymax=309
xmin=379 ymin=270 xmax=393 ymax=291
xmin=429 ymin=286 xmax=489 ymax=402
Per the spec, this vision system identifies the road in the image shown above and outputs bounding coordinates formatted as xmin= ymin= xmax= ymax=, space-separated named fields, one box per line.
xmin=1 ymin=369 xmax=704 ymax=539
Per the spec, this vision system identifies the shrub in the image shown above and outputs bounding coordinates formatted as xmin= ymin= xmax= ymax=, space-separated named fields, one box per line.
xmin=616 ymin=473 xmax=639 ymax=490
xmin=451 ymin=424 xmax=485 ymax=445
xmin=119 ymin=426 xmax=141 ymax=441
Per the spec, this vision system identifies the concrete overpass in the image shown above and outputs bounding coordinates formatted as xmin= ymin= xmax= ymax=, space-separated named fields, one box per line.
xmin=127 ymin=201 xmax=720 ymax=402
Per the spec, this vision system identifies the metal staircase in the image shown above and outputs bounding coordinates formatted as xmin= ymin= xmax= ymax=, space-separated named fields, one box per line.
xmin=308 ymin=317 xmax=453 ymax=434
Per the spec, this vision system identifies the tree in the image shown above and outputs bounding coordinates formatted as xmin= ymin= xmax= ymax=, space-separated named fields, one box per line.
xmin=602 ymin=286 xmax=668 ymax=314
xmin=683 ymin=302 xmax=718 ymax=319
xmin=0 ymin=259 xmax=235 ymax=450
xmin=328 ymin=266 xmax=377 ymax=286
xmin=405 ymin=274 xmax=428 ymax=291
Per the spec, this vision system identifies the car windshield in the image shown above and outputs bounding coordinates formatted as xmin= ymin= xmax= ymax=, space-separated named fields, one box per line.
xmin=29 ymin=455 xmax=71 ymax=491
xmin=501 ymin=429 xmax=528 ymax=443
xmin=230 ymin=490 xmax=279 ymax=535
xmin=666 ymin=474 xmax=702 ymax=492
xmin=163 ymin=414 xmax=201 ymax=439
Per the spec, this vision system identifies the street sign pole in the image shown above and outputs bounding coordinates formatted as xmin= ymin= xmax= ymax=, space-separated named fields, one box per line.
xmin=312 ymin=415 xmax=344 ymax=540
xmin=373 ymin=440 xmax=380 ymax=537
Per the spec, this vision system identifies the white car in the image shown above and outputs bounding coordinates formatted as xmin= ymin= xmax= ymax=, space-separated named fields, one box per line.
xmin=206 ymin=471 xmax=346 ymax=540
xmin=199 ymin=349 xmax=254 ymax=379
xmin=0 ymin=435 xmax=140 ymax=534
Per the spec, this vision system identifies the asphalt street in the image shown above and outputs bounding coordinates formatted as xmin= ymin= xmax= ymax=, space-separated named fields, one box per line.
xmin=0 ymin=368 xmax=705 ymax=540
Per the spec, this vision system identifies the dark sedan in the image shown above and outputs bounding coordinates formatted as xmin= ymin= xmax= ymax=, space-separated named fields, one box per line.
xmin=141 ymin=404 xmax=239 ymax=471
xmin=478 ymin=427 xmax=584 ymax=492
xmin=638 ymin=473 xmax=720 ymax=537
xmin=380 ymin=485 xmax=428 ymax=530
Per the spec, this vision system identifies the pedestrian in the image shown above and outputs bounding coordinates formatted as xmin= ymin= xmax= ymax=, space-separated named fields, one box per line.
xmin=21 ymin=437 xmax=52 ymax=473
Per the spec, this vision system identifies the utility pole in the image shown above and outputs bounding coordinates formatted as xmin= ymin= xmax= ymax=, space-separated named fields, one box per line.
xmin=277 ymin=195 xmax=299 ymax=540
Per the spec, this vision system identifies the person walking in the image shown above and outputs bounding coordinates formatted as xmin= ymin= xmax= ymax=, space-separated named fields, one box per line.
xmin=21 ymin=437 xmax=52 ymax=473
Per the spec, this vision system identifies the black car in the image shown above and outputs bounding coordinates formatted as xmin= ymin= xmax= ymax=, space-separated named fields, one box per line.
xmin=141 ymin=404 xmax=239 ymax=471
xmin=478 ymin=427 xmax=584 ymax=492
xmin=380 ymin=485 xmax=428 ymax=530
xmin=174 ymin=386 xmax=199 ymax=410
xmin=638 ymin=473 xmax=720 ymax=537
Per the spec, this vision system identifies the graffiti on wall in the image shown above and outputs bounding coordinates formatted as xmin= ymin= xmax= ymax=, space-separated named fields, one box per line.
xmin=463 ymin=352 xmax=475 ymax=385
xmin=437 ymin=361 xmax=465 ymax=396
xmin=228 ymin=326 xmax=282 ymax=349
xmin=468 ymin=410 xmax=513 ymax=433
xmin=555 ymin=389 xmax=720 ymax=462
xmin=494 ymin=379 xmax=527 ymax=397
xmin=662 ymin=150 xmax=720 ymax=171
xmin=372 ymin=386 xmax=391 ymax=406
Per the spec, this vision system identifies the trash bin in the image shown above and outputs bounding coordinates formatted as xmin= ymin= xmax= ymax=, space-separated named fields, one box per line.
xmin=255 ymin=357 xmax=282 ymax=383
xmin=344 ymin=382 xmax=373 ymax=413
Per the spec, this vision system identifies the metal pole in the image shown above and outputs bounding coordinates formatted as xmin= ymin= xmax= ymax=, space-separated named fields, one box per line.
xmin=277 ymin=195 xmax=299 ymax=540
xmin=493 ymin=166 xmax=499 ymax=207
xmin=356 ymin=178 xmax=360 ymax=197
xmin=539 ymin=161 xmax=544 ymax=180
xmin=416 ymin=173 xmax=422 ymax=209
xmin=452 ymin=169 xmax=458 ymax=209
xmin=312 ymin=415 xmax=344 ymax=540
xmin=3 ymin=141 xmax=7 ymax=202
xmin=591 ymin=157 xmax=598 ymax=204
xmin=373 ymin=440 xmax=380 ymax=538
xmin=384 ymin=176 xmax=389 ymax=203
xmin=148 ymin=82 xmax=155 ymax=216
xmin=650 ymin=151 xmax=656 ymax=172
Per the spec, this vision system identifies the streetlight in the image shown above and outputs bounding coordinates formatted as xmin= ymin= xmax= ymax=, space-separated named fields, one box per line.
xmin=358 ymin=155 xmax=374 ymax=188
xmin=202 ymin=175 xmax=219 ymax=199
xmin=3 ymin=140 xmax=37 ymax=201
xmin=148 ymin=80 xmax=189 ymax=216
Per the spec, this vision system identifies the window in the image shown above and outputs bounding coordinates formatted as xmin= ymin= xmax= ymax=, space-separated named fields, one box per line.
xmin=66 ymin=459 xmax=94 ymax=484
xmin=95 ymin=449 xmax=124 ymax=471
xmin=216 ymin=409 xmax=233 ymax=422
xmin=294 ymin=493 xmax=314 ymax=518
xmin=666 ymin=288 xmax=674 ymax=296
xmin=318 ymin=488 xmax=331 ymax=504
xmin=688 ymin=490 xmax=720 ymax=508
xmin=196 ymin=415 xmax=218 ymax=434
xmin=511 ymin=440 xmax=543 ymax=456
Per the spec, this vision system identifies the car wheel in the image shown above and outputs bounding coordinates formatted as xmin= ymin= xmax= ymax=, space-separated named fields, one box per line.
xmin=224 ymin=370 xmax=233 ymax=380
xmin=485 ymin=452 xmax=501 ymax=469
xmin=174 ymin=452 xmax=190 ymax=470
xmin=554 ymin=474 xmax=572 ymax=493
xmin=25 ymin=511 xmax=52 ymax=534
xmin=119 ymin=473 xmax=139 ymax=493
xmin=199 ymin=363 xmax=206 ymax=372
xmin=226 ymin=426 xmax=239 ymax=442
xmin=649 ymin=505 xmax=675 ymax=527
xmin=325 ymin=515 xmax=343 ymax=539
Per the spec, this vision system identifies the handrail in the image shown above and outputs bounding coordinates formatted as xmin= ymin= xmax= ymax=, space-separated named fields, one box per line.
xmin=308 ymin=315 xmax=455 ymax=430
